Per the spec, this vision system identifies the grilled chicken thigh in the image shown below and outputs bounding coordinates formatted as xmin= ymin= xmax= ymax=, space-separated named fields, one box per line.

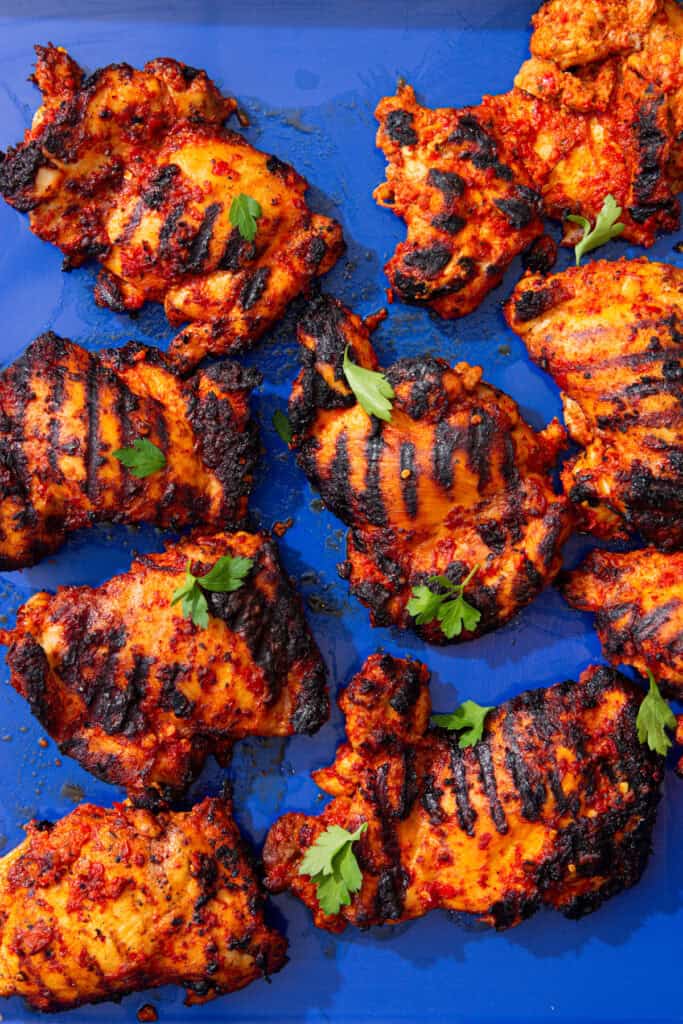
xmin=506 ymin=258 xmax=683 ymax=548
xmin=264 ymin=653 xmax=663 ymax=932
xmin=374 ymin=0 xmax=683 ymax=317
xmin=0 ymin=334 xmax=259 ymax=570
xmin=0 ymin=45 xmax=344 ymax=372
xmin=374 ymin=84 xmax=545 ymax=317
xmin=0 ymin=797 xmax=287 ymax=1012
xmin=562 ymin=548 xmax=683 ymax=698
xmin=0 ymin=531 xmax=328 ymax=803
xmin=288 ymin=293 xmax=570 ymax=642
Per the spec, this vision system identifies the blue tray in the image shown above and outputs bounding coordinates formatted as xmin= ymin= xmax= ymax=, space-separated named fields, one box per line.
xmin=0 ymin=3 xmax=682 ymax=1021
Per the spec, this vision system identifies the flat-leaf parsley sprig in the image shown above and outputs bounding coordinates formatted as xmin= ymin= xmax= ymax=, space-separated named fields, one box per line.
xmin=407 ymin=563 xmax=481 ymax=639
xmin=112 ymin=437 xmax=166 ymax=478
xmin=342 ymin=345 xmax=395 ymax=422
xmin=567 ymin=194 xmax=625 ymax=266
xmin=171 ymin=553 xmax=254 ymax=630
xmin=636 ymin=669 xmax=676 ymax=756
xmin=298 ymin=822 xmax=367 ymax=916
xmin=431 ymin=699 xmax=494 ymax=749
xmin=229 ymin=193 xmax=262 ymax=242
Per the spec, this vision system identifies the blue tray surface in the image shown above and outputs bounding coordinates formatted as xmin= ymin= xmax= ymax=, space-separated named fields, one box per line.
xmin=0 ymin=4 xmax=681 ymax=1022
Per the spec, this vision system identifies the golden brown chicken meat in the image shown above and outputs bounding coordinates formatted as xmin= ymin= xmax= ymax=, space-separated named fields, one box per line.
xmin=374 ymin=0 xmax=683 ymax=318
xmin=506 ymin=258 xmax=683 ymax=549
xmin=529 ymin=0 xmax=659 ymax=68
xmin=374 ymin=83 xmax=545 ymax=317
xmin=263 ymin=653 xmax=663 ymax=932
xmin=562 ymin=548 xmax=683 ymax=698
xmin=0 ymin=796 xmax=287 ymax=1012
xmin=0 ymin=333 xmax=259 ymax=570
xmin=288 ymin=293 xmax=570 ymax=642
xmin=0 ymin=45 xmax=344 ymax=373
xmin=0 ymin=530 xmax=328 ymax=804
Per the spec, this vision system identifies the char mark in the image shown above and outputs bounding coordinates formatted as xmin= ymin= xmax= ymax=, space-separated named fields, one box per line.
xmin=142 ymin=164 xmax=180 ymax=209
xmin=185 ymin=202 xmax=222 ymax=273
xmin=240 ymin=267 xmax=270 ymax=311
xmin=399 ymin=441 xmax=418 ymax=519
xmin=384 ymin=109 xmax=418 ymax=147
xmin=476 ymin=737 xmax=508 ymax=834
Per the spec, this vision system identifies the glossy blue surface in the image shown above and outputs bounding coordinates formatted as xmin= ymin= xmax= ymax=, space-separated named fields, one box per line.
xmin=0 ymin=4 xmax=682 ymax=1021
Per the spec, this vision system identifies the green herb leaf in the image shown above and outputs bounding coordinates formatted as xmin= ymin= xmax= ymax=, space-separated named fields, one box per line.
xmin=407 ymin=564 xmax=481 ymax=640
xmin=229 ymin=193 xmax=262 ymax=241
xmin=197 ymin=554 xmax=253 ymax=593
xmin=343 ymin=346 xmax=395 ymax=422
xmin=431 ymin=699 xmax=495 ymax=749
xmin=170 ymin=554 xmax=254 ymax=629
xmin=567 ymin=194 xmax=625 ymax=266
xmin=315 ymin=873 xmax=351 ymax=916
xmin=299 ymin=822 xmax=367 ymax=916
xmin=112 ymin=438 xmax=166 ymax=478
xmin=636 ymin=670 xmax=676 ymax=756
xmin=273 ymin=409 xmax=293 ymax=444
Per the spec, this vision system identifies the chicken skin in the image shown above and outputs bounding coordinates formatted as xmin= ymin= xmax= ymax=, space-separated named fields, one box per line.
xmin=263 ymin=654 xmax=663 ymax=932
xmin=0 ymin=45 xmax=344 ymax=373
xmin=0 ymin=797 xmax=287 ymax=1012
xmin=288 ymin=293 xmax=570 ymax=642
xmin=0 ymin=531 xmax=328 ymax=803
xmin=506 ymin=258 xmax=683 ymax=549
xmin=374 ymin=83 xmax=545 ymax=318
xmin=374 ymin=0 xmax=683 ymax=318
xmin=562 ymin=548 xmax=683 ymax=698
xmin=0 ymin=334 xmax=259 ymax=570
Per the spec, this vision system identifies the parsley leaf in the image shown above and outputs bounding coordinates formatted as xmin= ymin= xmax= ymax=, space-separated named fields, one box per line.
xmin=299 ymin=822 xmax=367 ymax=916
xmin=229 ymin=193 xmax=262 ymax=242
xmin=272 ymin=409 xmax=293 ymax=444
xmin=431 ymin=699 xmax=494 ymax=748
xmin=567 ymin=194 xmax=625 ymax=266
xmin=406 ymin=564 xmax=481 ymax=639
xmin=171 ymin=554 xmax=254 ymax=629
xmin=112 ymin=438 xmax=166 ymax=478
xmin=343 ymin=346 xmax=395 ymax=422
xmin=636 ymin=669 xmax=676 ymax=756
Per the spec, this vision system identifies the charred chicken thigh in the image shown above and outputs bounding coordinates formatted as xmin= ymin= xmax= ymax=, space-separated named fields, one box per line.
xmin=562 ymin=547 xmax=683 ymax=698
xmin=264 ymin=653 xmax=663 ymax=932
xmin=506 ymin=258 xmax=683 ymax=549
xmin=0 ymin=797 xmax=287 ymax=1012
xmin=0 ymin=45 xmax=344 ymax=372
xmin=0 ymin=334 xmax=259 ymax=570
xmin=374 ymin=0 xmax=683 ymax=318
xmin=288 ymin=293 xmax=570 ymax=642
xmin=0 ymin=531 xmax=328 ymax=803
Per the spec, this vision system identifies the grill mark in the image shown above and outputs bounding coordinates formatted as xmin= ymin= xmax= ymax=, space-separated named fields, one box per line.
xmin=503 ymin=708 xmax=546 ymax=821
xmin=3 ymin=354 xmax=37 ymax=527
xmin=448 ymin=740 xmax=476 ymax=835
xmin=399 ymin=441 xmax=417 ymax=519
xmin=113 ymin=377 xmax=138 ymax=506
xmin=433 ymin=421 xmax=461 ymax=490
xmin=47 ymin=367 xmax=65 ymax=480
xmin=159 ymin=202 xmax=185 ymax=257
xmin=371 ymin=762 xmax=407 ymax=921
xmin=632 ymin=600 xmax=682 ymax=642
xmin=476 ymin=738 xmax=508 ymax=834
xmin=467 ymin=408 xmax=494 ymax=491
xmin=84 ymin=359 xmax=101 ymax=503
xmin=185 ymin=202 xmax=222 ymax=274
xmin=329 ymin=430 xmax=354 ymax=524
xmin=363 ymin=422 xmax=386 ymax=526
xmin=142 ymin=164 xmax=180 ymax=210
xmin=240 ymin=267 xmax=270 ymax=311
